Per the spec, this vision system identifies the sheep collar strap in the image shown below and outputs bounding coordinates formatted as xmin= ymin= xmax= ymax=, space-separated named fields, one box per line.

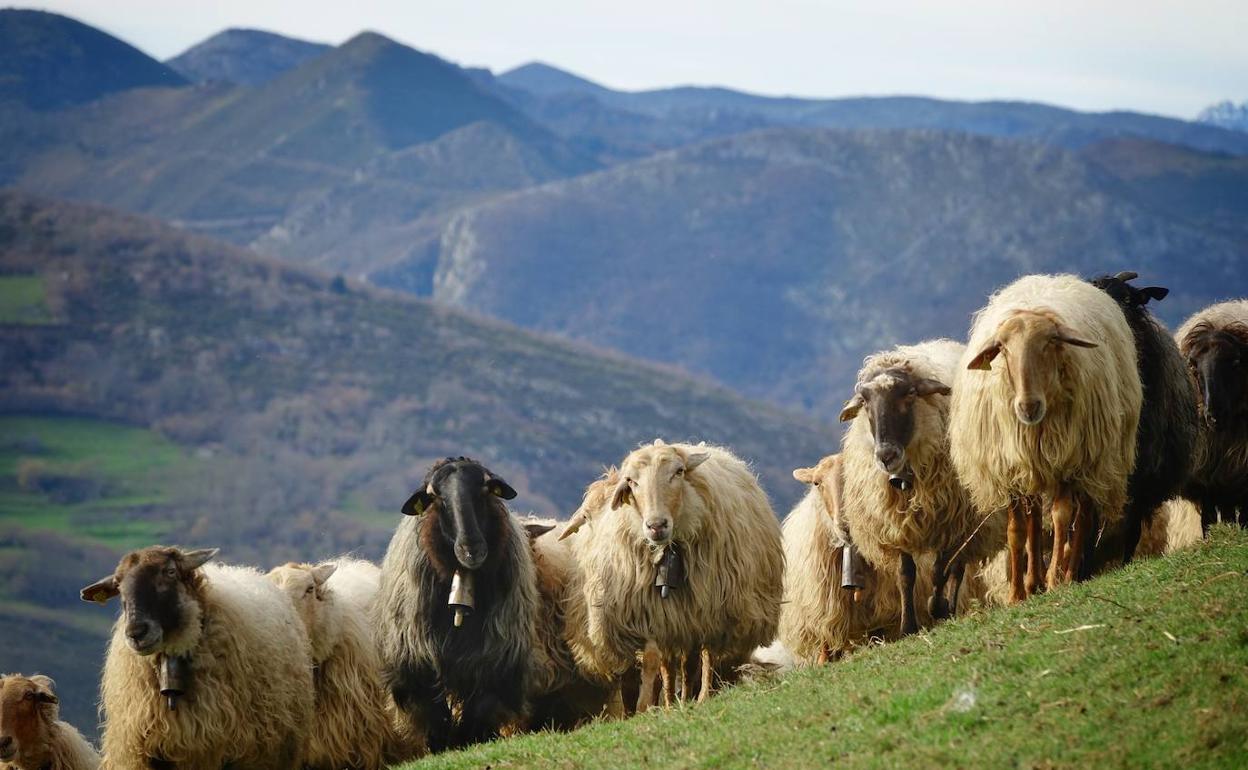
xmin=653 ymin=543 xmax=685 ymax=599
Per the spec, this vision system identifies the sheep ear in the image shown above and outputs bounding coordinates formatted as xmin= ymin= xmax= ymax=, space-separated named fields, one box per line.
xmin=610 ymin=478 xmax=632 ymax=510
xmin=311 ymin=564 xmax=337 ymax=586
xmin=524 ymin=522 xmax=556 ymax=540
xmin=486 ymin=476 xmax=518 ymax=500
xmin=80 ymin=576 xmax=119 ymax=604
xmin=401 ymin=487 xmax=434 ymax=516
xmin=30 ymin=676 xmax=57 ymax=704
xmin=967 ymin=341 xmax=1001 ymax=370
xmin=181 ymin=548 xmax=219 ymax=572
xmin=1141 ymin=286 xmax=1169 ymax=303
xmin=792 ymin=467 xmax=817 ymax=484
xmin=684 ymin=452 xmax=710 ymax=473
xmin=1055 ymin=326 xmax=1098 ymax=349
xmin=913 ymin=378 xmax=952 ymax=398
xmin=838 ymin=394 xmax=863 ymax=422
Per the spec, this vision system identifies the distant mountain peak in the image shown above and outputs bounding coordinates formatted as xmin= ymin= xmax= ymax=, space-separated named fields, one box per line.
xmin=0 ymin=8 xmax=186 ymax=109
xmin=498 ymin=61 xmax=610 ymax=97
xmin=167 ymin=26 xmax=330 ymax=86
xmin=1197 ymin=100 xmax=1248 ymax=133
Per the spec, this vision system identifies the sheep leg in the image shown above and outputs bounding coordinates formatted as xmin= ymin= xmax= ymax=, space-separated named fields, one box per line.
xmin=1025 ymin=498 xmax=1044 ymax=596
xmin=948 ymin=559 xmax=967 ymax=616
xmin=1007 ymin=500 xmax=1027 ymax=603
xmin=928 ymin=550 xmax=951 ymax=620
xmin=1066 ymin=495 xmax=1097 ymax=583
xmin=816 ymin=646 xmax=830 ymax=665
xmin=678 ymin=651 xmax=689 ymax=703
xmin=637 ymin=644 xmax=660 ymax=713
xmin=898 ymin=552 xmax=919 ymax=635
xmin=659 ymin=657 xmax=674 ymax=708
xmin=1047 ymin=489 xmax=1074 ymax=589
xmin=1199 ymin=499 xmax=1217 ymax=534
xmin=697 ymin=646 xmax=713 ymax=704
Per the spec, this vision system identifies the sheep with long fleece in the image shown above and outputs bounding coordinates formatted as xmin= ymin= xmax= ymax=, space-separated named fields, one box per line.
xmin=267 ymin=558 xmax=405 ymax=770
xmin=781 ymin=453 xmax=948 ymax=662
xmin=1090 ymin=272 xmax=1199 ymax=563
xmin=950 ymin=274 xmax=1142 ymax=602
xmin=559 ymin=440 xmax=783 ymax=703
xmin=839 ymin=339 xmax=1005 ymax=635
xmin=80 ymin=546 xmax=313 ymax=770
xmin=375 ymin=457 xmax=537 ymax=751
xmin=1176 ymin=300 xmax=1248 ymax=529
xmin=0 ymin=674 xmax=98 ymax=770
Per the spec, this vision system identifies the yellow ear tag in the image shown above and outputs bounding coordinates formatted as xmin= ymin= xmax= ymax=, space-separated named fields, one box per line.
xmin=92 ymin=591 xmax=109 ymax=604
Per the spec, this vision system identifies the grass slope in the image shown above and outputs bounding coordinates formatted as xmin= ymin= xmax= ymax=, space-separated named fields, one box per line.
xmin=0 ymin=274 xmax=51 ymax=324
xmin=407 ymin=527 xmax=1248 ymax=769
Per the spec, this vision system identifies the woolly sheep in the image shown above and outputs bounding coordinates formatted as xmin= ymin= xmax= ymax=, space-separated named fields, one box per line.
xmin=80 ymin=546 xmax=313 ymax=770
xmin=1090 ymin=272 xmax=1199 ymax=563
xmin=950 ymin=274 xmax=1143 ymax=601
xmin=375 ymin=458 xmax=537 ymax=750
xmin=838 ymin=339 xmax=1005 ymax=634
xmin=267 ymin=558 xmax=408 ymax=770
xmin=0 ymin=674 xmax=99 ymax=770
xmin=559 ymin=440 xmax=783 ymax=703
xmin=1176 ymin=300 xmax=1248 ymax=529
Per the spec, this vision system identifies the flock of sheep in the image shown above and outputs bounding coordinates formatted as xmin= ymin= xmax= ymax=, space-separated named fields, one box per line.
xmin=2 ymin=272 xmax=1246 ymax=770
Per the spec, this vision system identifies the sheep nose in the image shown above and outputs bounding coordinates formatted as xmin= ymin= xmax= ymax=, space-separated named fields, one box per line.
xmin=455 ymin=541 xmax=487 ymax=569
xmin=645 ymin=519 xmax=670 ymax=540
xmin=1016 ymin=399 xmax=1045 ymax=424
xmin=875 ymin=445 xmax=903 ymax=473
xmin=126 ymin=621 xmax=151 ymax=642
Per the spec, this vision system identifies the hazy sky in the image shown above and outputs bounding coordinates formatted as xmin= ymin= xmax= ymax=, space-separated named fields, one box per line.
xmin=31 ymin=1 xmax=1247 ymax=118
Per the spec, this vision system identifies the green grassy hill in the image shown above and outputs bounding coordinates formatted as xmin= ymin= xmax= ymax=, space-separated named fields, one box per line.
xmin=405 ymin=527 xmax=1248 ymax=769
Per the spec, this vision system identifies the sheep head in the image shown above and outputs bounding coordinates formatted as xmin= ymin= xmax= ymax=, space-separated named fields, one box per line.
xmin=792 ymin=453 xmax=844 ymax=528
xmin=1182 ymin=321 xmax=1248 ymax=428
xmin=967 ymin=310 xmax=1097 ymax=426
xmin=267 ymin=562 xmax=337 ymax=645
xmin=612 ymin=441 xmax=709 ymax=547
xmin=402 ymin=457 xmax=516 ymax=572
xmin=0 ymin=674 xmax=59 ymax=766
xmin=839 ymin=366 xmax=950 ymax=483
xmin=80 ymin=545 xmax=218 ymax=656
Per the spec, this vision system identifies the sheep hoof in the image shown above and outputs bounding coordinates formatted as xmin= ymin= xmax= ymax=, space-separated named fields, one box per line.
xmin=928 ymin=595 xmax=950 ymax=620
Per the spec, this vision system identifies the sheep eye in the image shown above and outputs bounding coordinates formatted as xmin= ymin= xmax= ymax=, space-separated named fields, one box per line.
xmin=23 ymin=691 xmax=35 ymax=700
xmin=627 ymin=478 xmax=637 ymax=488
xmin=163 ymin=567 xmax=177 ymax=578
xmin=305 ymin=586 xmax=315 ymax=596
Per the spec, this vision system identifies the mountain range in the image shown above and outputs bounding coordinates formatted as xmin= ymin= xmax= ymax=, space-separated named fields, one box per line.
xmin=166 ymin=27 xmax=331 ymax=86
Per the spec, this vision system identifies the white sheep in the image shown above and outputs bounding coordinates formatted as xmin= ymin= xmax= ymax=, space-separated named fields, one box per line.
xmin=950 ymin=274 xmax=1143 ymax=601
xmin=267 ymin=558 xmax=411 ymax=770
xmin=838 ymin=339 xmax=1005 ymax=634
xmin=81 ymin=546 xmax=313 ymax=770
xmin=559 ymin=440 xmax=784 ymax=703
xmin=0 ymin=674 xmax=99 ymax=770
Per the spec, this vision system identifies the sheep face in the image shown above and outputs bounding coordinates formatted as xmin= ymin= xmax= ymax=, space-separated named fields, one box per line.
xmin=967 ymin=310 xmax=1097 ymax=426
xmin=401 ymin=458 xmax=517 ymax=571
xmin=839 ymin=368 xmax=950 ymax=483
xmin=267 ymin=562 xmax=337 ymax=641
xmin=792 ymin=454 xmax=842 ymax=523
xmin=1182 ymin=322 xmax=1248 ymax=428
xmin=79 ymin=546 xmax=218 ymax=655
xmin=611 ymin=443 xmax=709 ymax=546
xmin=0 ymin=675 xmax=58 ymax=765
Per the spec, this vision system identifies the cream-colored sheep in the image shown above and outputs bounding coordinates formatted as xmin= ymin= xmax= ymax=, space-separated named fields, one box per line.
xmin=81 ymin=547 xmax=313 ymax=770
xmin=839 ymin=339 xmax=1005 ymax=634
xmin=561 ymin=440 xmax=783 ymax=703
xmin=950 ymin=274 xmax=1142 ymax=601
xmin=267 ymin=558 xmax=409 ymax=770
xmin=0 ymin=674 xmax=99 ymax=770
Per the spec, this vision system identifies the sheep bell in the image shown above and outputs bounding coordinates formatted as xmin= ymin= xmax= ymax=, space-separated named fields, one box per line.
xmin=840 ymin=544 xmax=864 ymax=591
xmin=888 ymin=468 xmax=914 ymax=491
xmin=448 ymin=569 xmax=475 ymax=627
xmin=158 ymin=654 xmax=192 ymax=711
xmin=654 ymin=544 xmax=685 ymax=599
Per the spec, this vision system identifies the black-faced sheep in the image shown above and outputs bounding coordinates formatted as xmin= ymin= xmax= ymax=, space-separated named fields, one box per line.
xmin=0 ymin=674 xmax=99 ymax=770
xmin=839 ymin=339 xmax=1005 ymax=634
xmin=1176 ymin=300 xmax=1248 ymax=529
xmin=1089 ymin=272 xmax=1199 ymax=562
xmin=80 ymin=546 xmax=313 ymax=770
xmin=268 ymin=558 xmax=406 ymax=770
xmin=950 ymin=274 xmax=1142 ymax=601
xmin=559 ymin=440 xmax=783 ymax=703
xmin=374 ymin=457 xmax=536 ymax=751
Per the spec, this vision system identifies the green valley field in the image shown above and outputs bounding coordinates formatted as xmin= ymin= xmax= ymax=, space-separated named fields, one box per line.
xmin=404 ymin=527 xmax=1248 ymax=769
